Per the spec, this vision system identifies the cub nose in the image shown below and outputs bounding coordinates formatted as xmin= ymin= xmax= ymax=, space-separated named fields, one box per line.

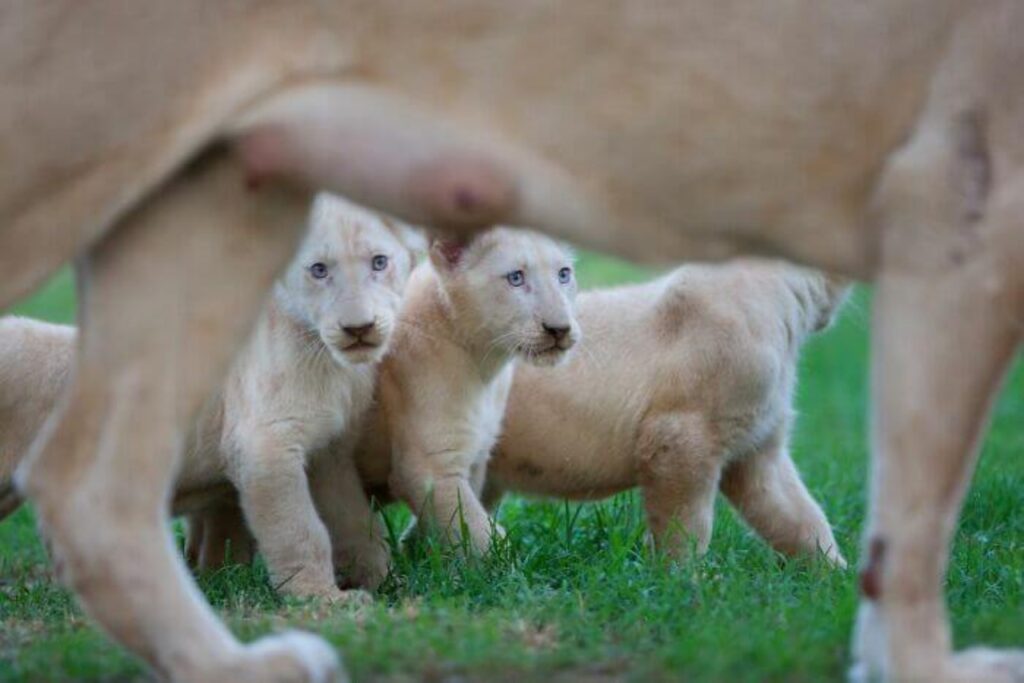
xmin=542 ymin=323 xmax=571 ymax=343
xmin=342 ymin=322 xmax=375 ymax=339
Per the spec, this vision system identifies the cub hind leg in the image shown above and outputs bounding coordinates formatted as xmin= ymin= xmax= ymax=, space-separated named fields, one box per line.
xmin=185 ymin=500 xmax=255 ymax=571
xmin=720 ymin=428 xmax=846 ymax=567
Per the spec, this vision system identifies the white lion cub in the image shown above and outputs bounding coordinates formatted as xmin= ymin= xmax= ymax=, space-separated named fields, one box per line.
xmin=187 ymin=193 xmax=417 ymax=601
xmin=0 ymin=193 xmax=418 ymax=601
xmin=486 ymin=260 xmax=849 ymax=566
xmin=351 ymin=227 xmax=580 ymax=558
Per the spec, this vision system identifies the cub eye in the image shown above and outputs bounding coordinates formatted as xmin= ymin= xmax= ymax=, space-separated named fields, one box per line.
xmin=371 ymin=254 xmax=389 ymax=272
xmin=506 ymin=270 xmax=525 ymax=288
xmin=558 ymin=266 xmax=573 ymax=284
xmin=309 ymin=262 xmax=329 ymax=280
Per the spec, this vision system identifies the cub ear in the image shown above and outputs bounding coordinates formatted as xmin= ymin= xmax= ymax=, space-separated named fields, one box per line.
xmin=429 ymin=236 xmax=472 ymax=270
xmin=381 ymin=218 xmax=429 ymax=263
xmin=814 ymin=274 xmax=853 ymax=332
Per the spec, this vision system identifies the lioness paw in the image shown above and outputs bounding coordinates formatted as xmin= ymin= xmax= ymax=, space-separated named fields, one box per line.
xmin=224 ymin=630 xmax=346 ymax=683
xmin=948 ymin=648 xmax=1024 ymax=683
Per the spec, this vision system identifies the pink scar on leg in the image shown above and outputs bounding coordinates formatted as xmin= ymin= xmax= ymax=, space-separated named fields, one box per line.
xmin=859 ymin=536 xmax=887 ymax=601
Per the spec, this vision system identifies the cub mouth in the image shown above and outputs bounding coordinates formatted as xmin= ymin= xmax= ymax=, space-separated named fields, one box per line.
xmin=332 ymin=339 xmax=386 ymax=365
xmin=518 ymin=343 xmax=571 ymax=363
xmin=342 ymin=340 xmax=379 ymax=352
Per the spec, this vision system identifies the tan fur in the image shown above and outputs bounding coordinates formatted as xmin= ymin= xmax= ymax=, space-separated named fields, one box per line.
xmin=351 ymin=227 xmax=578 ymax=556
xmin=3 ymin=2 xmax=1024 ymax=680
xmin=487 ymin=260 xmax=848 ymax=566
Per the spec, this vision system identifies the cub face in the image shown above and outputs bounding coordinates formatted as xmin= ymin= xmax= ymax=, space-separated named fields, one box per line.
xmin=431 ymin=226 xmax=579 ymax=367
xmin=278 ymin=193 xmax=421 ymax=365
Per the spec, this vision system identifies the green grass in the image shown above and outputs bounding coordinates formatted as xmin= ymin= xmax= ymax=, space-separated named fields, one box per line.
xmin=1 ymin=257 xmax=1022 ymax=682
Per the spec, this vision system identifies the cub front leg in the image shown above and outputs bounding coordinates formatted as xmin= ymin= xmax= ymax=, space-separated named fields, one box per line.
xmin=185 ymin=501 xmax=256 ymax=571
xmin=469 ymin=456 xmax=506 ymax=536
xmin=392 ymin=445 xmax=494 ymax=555
xmin=399 ymin=453 xmax=504 ymax=553
xmin=310 ymin=449 xmax=391 ymax=591
xmin=636 ymin=413 xmax=721 ymax=560
xmin=230 ymin=438 xmax=348 ymax=601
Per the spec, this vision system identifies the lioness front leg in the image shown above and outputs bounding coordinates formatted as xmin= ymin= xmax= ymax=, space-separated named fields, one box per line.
xmin=231 ymin=439 xmax=354 ymax=602
xmin=14 ymin=154 xmax=341 ymax=681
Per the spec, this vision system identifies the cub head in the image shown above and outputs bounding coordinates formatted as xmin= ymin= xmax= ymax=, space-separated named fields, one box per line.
xmin=430 ymin=226 xmax=579 ymax=367
xmin=278 ymin=193 xmax=423 ymax=365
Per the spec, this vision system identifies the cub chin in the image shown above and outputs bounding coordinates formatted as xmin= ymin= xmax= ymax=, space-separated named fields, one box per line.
xmin=341 ymin=226 xmax=580 ymax=569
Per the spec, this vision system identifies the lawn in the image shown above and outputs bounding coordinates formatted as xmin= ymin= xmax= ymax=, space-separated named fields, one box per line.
xmin=1 ymin=255 xmax=1021 ymax=682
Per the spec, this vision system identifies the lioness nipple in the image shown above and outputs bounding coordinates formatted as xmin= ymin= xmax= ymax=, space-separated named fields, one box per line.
xmin=409 ymin=155 xmax=519 ymax=234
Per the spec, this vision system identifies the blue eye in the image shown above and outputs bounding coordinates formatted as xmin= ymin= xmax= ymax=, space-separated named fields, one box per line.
xmin=372 ymin=254 xmax=389 ymax=271
xmin=506 ymin=270 xmax=525 ymax=287
xmin=558 ymin=267 xmax=572 ymax=284
xmin=310 ymin=262 xmax=329 ymax=279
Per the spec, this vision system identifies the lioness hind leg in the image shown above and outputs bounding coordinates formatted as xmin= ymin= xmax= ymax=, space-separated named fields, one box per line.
xmin=720 ymin=430 xmax=846 ymax=567
xmin=15 ymin=153 xmax=342 ymax=682
xmin=852 ymin=263 xmax=1022 ymax=683
xmin=851 ymin=103 xmax=1024 ymax=680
